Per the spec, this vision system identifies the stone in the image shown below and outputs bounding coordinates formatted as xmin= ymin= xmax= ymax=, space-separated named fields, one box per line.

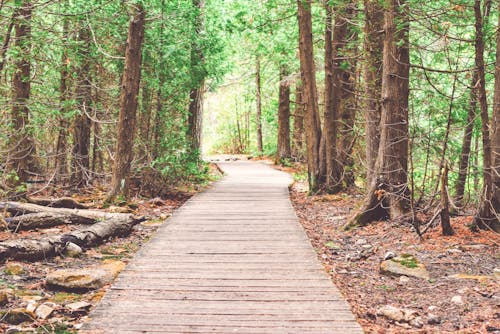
xmin=0 ymin=308 xmax=35 ymax=325
xmin=4 ymin=262 xmax=26 ymax=276
xmin=64 ymin=242 xmax=83 ymax=258
xmin=427 ymin=313 xmax=442 ymax=325
xmin=409 ymin=316 xmax=424 ymax=328
xmin=361 ymin=244 xmax=373 ymax=249
xmin=399 ymin=275 xmax=410 ymax=284
xmin=450 ymin=273 xmax=492 ymax=281
xmin=428 ymin=305 xmax=438 ymax=312
xmin=493 ymin=268 xmax=500 ymax=278
xmin=380 ymin=255 xmax=430 ymax=280
xmin=26 ymin=301 xmax=37 ymax=313
xmin=66 ymin=301 xmax=91 ymax=312
xmin=35 ymin=304 xmax=54 ymax=320
xmin=46 ymin=260 xmax=125 ymax=290
xmin=457 ymin=287 xmax=469 ymax=294
xmin=384 ymin=251 xmax=396 ymax=260
xmin=451 ymin=295 xmax=464 ymax=305
xmin=0 ymin=289 xmax=10 ymax=305
xmin=377 ymin=305 xmax=417 ymax=323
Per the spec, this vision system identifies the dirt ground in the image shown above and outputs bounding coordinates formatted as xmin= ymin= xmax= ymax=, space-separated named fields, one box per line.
xmin=289 ymin=178 xmax=499 ymax=334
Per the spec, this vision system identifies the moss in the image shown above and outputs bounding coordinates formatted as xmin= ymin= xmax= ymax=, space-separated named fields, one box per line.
xmin=51 ymin=292 xmax=82 ymax=304
xmin=392 ymin=254 xmax=419 ymax=268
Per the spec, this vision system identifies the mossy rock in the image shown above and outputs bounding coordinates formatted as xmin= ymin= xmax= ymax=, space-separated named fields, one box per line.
xmin=380 ymin=255 xmax=430 ymax=280
xmin=0 ymin=308 xmax=35 ymax=324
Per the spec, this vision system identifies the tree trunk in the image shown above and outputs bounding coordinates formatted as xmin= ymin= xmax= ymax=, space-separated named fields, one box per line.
xmin=440 ymin=163 xmax=454 ymax=235
xmin=71 ymin=24 xmax=92 ymax=189
xmin=292 ymin=81 xmax=305 ymax=159
xmin=255 ymin=56 xmax=263 ymax=153
xmin=0 ymin=11 xmax=15 ymax=79
xmin=6 ymin=1 xmax=36 ymax=185
xmin=347 ymin=0 xmax=410 ymax=228
xmin=335 ymin=1 xmax=358 ymax=188
xmin=475 ymin=0 xmax=500 ymax=231
xmin=454 ymin=73 xmax=477 ymax=206
xmin=322 ymin=4 xmax=341 ymax=192
xmin=55 ymin=18 xmax=70 ymax=184
xmin=109 ymin=4 xmax=146 ymax=199
xmin=297 ymin=0 xmax=323 ymax=192
xmin=276 ymin=65 xmax=291 ymax=161
xmin=187 ymin=0 xmax=206 ymax=158
xmin=363 ymin=0 xmax=384 ymax=186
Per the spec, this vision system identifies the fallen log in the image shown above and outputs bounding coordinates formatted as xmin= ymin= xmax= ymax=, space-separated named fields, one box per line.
xmin=0 ymin=201 xmax=130 ymax=221
xmin=5 ymin=212 xmax=95 ymax=232
xmin=26 ymin=196 xmax=90 ymax=209
xmin=0 ymin=215 xmax=145 ymax=262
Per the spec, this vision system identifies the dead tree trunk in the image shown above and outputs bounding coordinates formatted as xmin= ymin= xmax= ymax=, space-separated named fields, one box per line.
xmin=454 ymin=73 xmax=477 ymax=206
xmin=297 ymin=0 xmax=323 ymax=192
xmin=277 ymin=65 xmax=291 ymax=161
xmin=347 ymin=0 xmax=410 ymax=228
xmin=255 ymin=56 xmax=263 ymax=153
xmin=6 ymin=1 xmax=36 ymax=184
xmin=71 ymin=24 xmax=92 ymax=189
xmin=109 ymin=4 xmax=146 ymax=199
xmin=187 ymin=0 xmax=206 ymax=158
xmin=363 ymin=0 xmax=384 ymax=186
xmin=475 ymin=0 xmax=500 ymax=232
xmin=292 ymin=81 xmax=305 ymax=159
xmin=323 ymin=4 xmax=341 ymax=192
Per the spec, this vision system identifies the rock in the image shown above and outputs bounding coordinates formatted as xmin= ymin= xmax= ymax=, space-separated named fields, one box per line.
xmin=361 ymin=244 xmax=373 ymax=249
xmin=428 ymin=305 xmax=438 ymax=312
xmin=26 ymin=301 xmax=37 ymax=313
xmin=35 ymin=304 xmax=54 ymax=319
xmin=451 ymin=295 xmax=464 ymax=305
xmin=409 ymin=316 xmax=424 ymax=328
xmin=355 ymin=239 xmax=367 ymax=245
xmin=380 ymin=255 xmax=430 ymax=280
xmin=66 ymin=301 xmax=91 ymax=312
xmin=4 ymin=262 xmax=26 ymax=276
xmin=493 ymin=268 xmax=500 ymax=278
xmin=399 ymin=275 xmax=410 ymax=284
xmin=384 ymin=251 xmax=396 ymax=260
xmin=46 ymin=260 xmax=125 ymax=290
xmin=457 ymin=287 xmax=469 ymax=294
xmin=64 ymin=242 xmax=83 ymax=258
xmin=377 ymin=305 xmax=417 ymax=323
xmin=0 ymin=289 xmax=10 ymax=305
xmin=427 ymin=313 xmax=442 ymax=325
xmin=0 ymin=308 xmax=35 ymax=325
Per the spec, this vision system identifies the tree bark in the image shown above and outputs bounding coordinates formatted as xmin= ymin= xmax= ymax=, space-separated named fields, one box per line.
xmin=276 ymin=65 xmax=291 ymax=161
xmin=347 ymin=0 xmax=410 ymax=228
xmin=440 ymin=163 xmax=454 ymax=235
xmin=475 ymin=0 xmax=500 ymax=231
xmin=335 ymin=1 xmax=358 ymax=188
xmin=187 ymin=0 xmax=206 ymax=158
xmin=6 ymin=1 xmax=36 ymax=184
xmin=363 ymin=0 xmax=384 ymax=186
xmin=0 ymin=11 xmax=15 ymax=78
xmin=71 ymin=24 xmax=92 ymax=189
xmin=454 ymin=73 xmax=477 ymax=206
xmin=322 ymin=4 xmax=341 ymax=192
xmin=292 ymin=81 xmax=305 ymax=159
xmin=109 ymin=4 xmax=146 ymax=199
xmin=55 ymin=18 xmax=70 ymax=184
xmin=255 ymin=56 xmax=263 ymax=153
xmin=297 ymin=0 xmax=323 ymax=192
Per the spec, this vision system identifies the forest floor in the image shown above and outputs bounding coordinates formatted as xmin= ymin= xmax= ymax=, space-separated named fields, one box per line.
xmin=280 ymin=163 xmax=500 ymax=334
xmin=0 ymin=165 xmax=222 ymax=333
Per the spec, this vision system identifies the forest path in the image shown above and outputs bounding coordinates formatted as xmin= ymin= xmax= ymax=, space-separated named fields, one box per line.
xmin=81 ymin=161 xmax=362 ymax=334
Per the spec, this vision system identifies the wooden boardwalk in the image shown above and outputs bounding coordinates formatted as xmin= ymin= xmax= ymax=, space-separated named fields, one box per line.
xmin=82 ymin=161 xmax=363 ymax=334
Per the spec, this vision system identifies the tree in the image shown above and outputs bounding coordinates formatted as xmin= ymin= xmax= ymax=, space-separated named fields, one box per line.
xmin=255 ymin=56 xmax=263 ymax=153
xmin=474 ymin=0 xmax=500 ymax=232
xmin=6 ymin=1 xmax=36 ymax=185
xmin=297 ymin=0 xmax=322 ymax=192
xmin=348 ymin=0 xmax=410 ymax=227
xmin=187 ymin=0 xmax=206 ymax=158
xmin=292 ymin=81 xmax=305 ymax=159
xmin=109 ymin=3 xmax=146 ymax=199
xmin=276 ymin=65 xmax=291 ymax=161
xmin=363 ymin=0 xmax=384 ymax=186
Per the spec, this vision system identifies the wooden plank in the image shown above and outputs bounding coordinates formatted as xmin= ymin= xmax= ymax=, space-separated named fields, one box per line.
xmin=83 ymin=161 xmax=362 ymax=334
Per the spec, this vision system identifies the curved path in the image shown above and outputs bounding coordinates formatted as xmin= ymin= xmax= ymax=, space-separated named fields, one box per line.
xmin=82 ymin=161 xmax=362 ymax=334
